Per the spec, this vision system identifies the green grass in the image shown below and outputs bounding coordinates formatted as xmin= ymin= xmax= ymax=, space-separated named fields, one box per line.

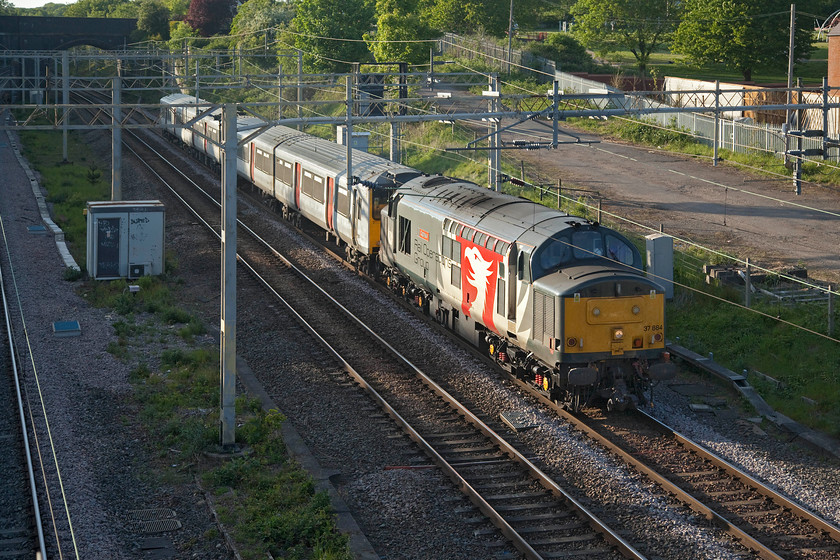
xmin=667 ymin=281 xmax=840 ymax=436
xmin=134 ymin=349 xmax=352 ymax=560
xmin=18 ymin=125 xmax=111 ymax=268
xmin=603 ymin=40 xmax=829 ymax=86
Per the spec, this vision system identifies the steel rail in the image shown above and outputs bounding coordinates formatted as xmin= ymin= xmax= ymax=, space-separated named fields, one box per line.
xmin=95 ymin=102 xmax=647 ymax=558
xmin=638 ymin=409 xmax=840 ymax=543
xmin=501 ymin=366 xmax=837 ymax=560
xmin=0 ymin=212 xmax=47 ymax=560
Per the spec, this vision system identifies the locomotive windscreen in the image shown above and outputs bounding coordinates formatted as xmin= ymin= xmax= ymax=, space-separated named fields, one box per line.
xmin=533 ymin=230 xmax=641 ymax=279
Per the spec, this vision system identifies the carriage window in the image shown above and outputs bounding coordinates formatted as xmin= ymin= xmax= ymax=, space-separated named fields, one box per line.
xmin=496 ymin=278 xmax=505 ymax=315
xmin=337 ymin=187 xmax=350 ymax=217
xmin=255 ymin=148 xmax=272 ymax=173
xmin=302 ymin=170 xmax=325 ymax=203
xmin=275 ymin=158 xmax=293 ymax=186
xmin=398 ymin=216 xmax=411 ymax=255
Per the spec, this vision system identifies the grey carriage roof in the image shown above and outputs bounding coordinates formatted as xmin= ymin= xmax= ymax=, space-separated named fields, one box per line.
xmin=249 ymin=123 xmax=417 ymax=184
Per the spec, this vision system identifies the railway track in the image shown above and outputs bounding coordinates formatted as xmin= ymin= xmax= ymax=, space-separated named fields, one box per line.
xmin=0 ymin=201 xmax=47 ymax=559
xmin=80 ymin=94 xmax=642 ymax=560
xmin=580 ymin=408 xmax=840 ymax=560
xmin=72 ymin=90 xmax=839 ymax=558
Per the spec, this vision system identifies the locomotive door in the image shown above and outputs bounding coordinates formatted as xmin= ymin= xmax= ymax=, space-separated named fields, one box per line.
xmin=507 ymin=244 xmax=518 ymax=330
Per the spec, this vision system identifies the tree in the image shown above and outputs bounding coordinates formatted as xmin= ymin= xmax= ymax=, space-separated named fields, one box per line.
xmin=365 ymin=0 xmax=437 ymax=65
xmin=525 ymin=33 xmax=599 ymax=72
xmin=672 ymin=0 xmax=814 ymax=82
xmin=135 ymin=0 xmax=171 ymax=41
xmin=230 ymin=0 xmax=294 ymax=45
xmin=570 ymin=0 xmax=679 ymax=73
xmin=292 ymin=0 xmax=375 ymax=72
xmin=0 ymin=0 xmax=12 ymax=16
xmin=163 ymin=0 xmax=189 ymax=19
xmin=186 ymin=0 xmax=238 ymax=36
xmin=419 ymin=0 xmax=511 ymax=37
xmin=63 ymin=0 xmax=130 ymax=17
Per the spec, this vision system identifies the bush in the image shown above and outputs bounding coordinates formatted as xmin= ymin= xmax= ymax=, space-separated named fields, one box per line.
xmin=525 ymin=34 xmax=601 ymax=72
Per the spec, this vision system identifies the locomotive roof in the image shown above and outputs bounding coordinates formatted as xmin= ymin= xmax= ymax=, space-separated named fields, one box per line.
xmin=399 ymin=175 xmax=588 ymax=247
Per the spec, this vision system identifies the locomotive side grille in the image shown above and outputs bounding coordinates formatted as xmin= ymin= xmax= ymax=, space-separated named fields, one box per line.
xmin=533 ymin=291 xmax=555 ymax=345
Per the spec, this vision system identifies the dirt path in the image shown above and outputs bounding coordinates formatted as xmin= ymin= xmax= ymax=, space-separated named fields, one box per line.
xmin=505 ymin=121 xmax=840 ymax=284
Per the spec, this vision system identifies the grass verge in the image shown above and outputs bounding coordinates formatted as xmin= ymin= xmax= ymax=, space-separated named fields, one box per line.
xmin=17 ymin=125 xmax=353 ymax=559
xmin=17 ymin=125 xmax=111 ymax=268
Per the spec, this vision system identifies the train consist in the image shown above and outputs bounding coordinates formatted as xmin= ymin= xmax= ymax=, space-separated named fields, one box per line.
xmin=160 ymin=93 xmax=676 ymax=411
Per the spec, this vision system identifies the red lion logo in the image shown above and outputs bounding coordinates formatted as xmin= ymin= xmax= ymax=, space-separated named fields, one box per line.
xmin=458 ymin=234 xmax=503 ymax=333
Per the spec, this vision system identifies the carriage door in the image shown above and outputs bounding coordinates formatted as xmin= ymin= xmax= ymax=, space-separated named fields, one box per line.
xmin=294 ymin=162 xmax=301 ymax=209
xmin=327 ymin=177 xmax=334 ymax=230
xmin=249 ymin=143 xmax=256 ymax=182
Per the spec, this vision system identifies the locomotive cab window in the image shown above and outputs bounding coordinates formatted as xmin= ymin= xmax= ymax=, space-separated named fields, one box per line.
xmin=517 ymin=251 xmax=531 ymax=282
xmin=496 ymin=263 xmax=505 ymax=315
xmin=571 ymin=230 xmax=604 ymax=260
xmin=605 ymin=234 xmax=637 ymax=267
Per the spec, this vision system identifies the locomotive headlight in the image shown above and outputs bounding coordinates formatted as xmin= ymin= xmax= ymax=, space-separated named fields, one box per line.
xmin=632 ymin=305 xmax=640 ymax=315
xmin=612 ymin=328 xmax=624 ymax=340
xmin=592 ymin=307 xmax=601 ymax=317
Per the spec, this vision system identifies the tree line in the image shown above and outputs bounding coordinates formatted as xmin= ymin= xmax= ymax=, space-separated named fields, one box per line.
xmin=0 ymin=0 xmax=834 ymax=82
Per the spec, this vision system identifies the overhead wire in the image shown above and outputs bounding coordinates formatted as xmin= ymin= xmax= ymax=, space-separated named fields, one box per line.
xmin=169 ymin=35 xmax=839 ymax=343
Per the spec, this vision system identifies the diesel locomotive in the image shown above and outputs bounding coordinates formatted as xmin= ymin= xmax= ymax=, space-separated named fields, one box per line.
xmin=160 ymin=94 xmax=676 ymax=411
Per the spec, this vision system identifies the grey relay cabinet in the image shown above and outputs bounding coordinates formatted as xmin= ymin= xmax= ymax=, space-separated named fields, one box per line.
xmin=86 ymin=200 xmax=165 ymax=280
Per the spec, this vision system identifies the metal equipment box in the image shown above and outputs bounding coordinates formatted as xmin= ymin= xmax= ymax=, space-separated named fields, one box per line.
xmin=86 ymin=200 xmax=165 ymax=280
xmin=646 ymin=233 xmax=674 ymax=300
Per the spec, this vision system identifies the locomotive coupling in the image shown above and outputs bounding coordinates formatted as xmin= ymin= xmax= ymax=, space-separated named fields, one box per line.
xmin=648 ymin=361 xmax=677 ymax=381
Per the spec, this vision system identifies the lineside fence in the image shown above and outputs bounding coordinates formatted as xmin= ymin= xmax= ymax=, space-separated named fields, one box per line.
xmin=440 ymin=33 xmax=836 ymax=162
